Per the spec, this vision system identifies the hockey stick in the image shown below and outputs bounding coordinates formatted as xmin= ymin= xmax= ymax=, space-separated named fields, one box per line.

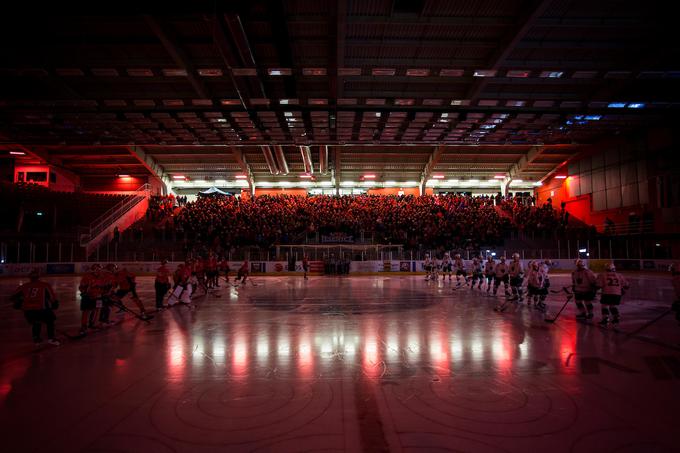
xmin=545 ymin=292 xmax=574 ymax=323
xmin=620 ymin=308 xmax=674 ymax=340
xmin=110 ymin=299 xmax=153 ymax=323
xmin=550 ymin=285 xmax=572 ymax=294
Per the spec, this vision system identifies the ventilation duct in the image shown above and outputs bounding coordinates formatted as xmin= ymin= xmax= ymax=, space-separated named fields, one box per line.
xmin=272 ymin=145 xmax=289 ymax=175
xmin=319 ymin=145 xmax=328 ymax=175
xmin=260 ymin=145 xmax=279 ymax=175
xmin=300 ymin=146 xmax=313 ymax=174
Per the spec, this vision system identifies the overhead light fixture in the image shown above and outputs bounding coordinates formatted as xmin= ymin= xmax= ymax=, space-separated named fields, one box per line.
xmin=494 ymin=175 xmax=505 ymax=179
xmin=215 ymin=179 xmax=227 ymax=185
xmin=533 ymin=181 xmax=543 ymax=186
xmin=363 ymin=174 xmax=376 ymax=179
xmin=172 ymin=175 xmax=186 ymax=180
xmin=584 ymin=115 xmax=602 ymax=120
xmin=432 ymin=174 xmax=445 ymax=179
xmin=235 ymin=175 xmax=248 ymax=179
xmin=299 ymin=174 xmax=313 ymax=179
xmin=555 ymin=175 xmax=568 ymax=179
xmin=608 ymin=102 xmax=626 ymax=108
xmin=341 ymin=181 xmax=355 ymax=187
xmin=540 ymin=71 xmax=564 ymax=78
xmin=9 ymin=151 xmax=26 ymax=155
xmin=627 ymin=103 xmax=645 ymax=109
xmin=117 ymin=174 xmax=130 ymax=178
xmin=473 ymin=70 xmax=498 ymax=77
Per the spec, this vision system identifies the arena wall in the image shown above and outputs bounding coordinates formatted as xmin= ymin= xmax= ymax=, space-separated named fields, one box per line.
xmin=1 ymin=259 xmax=675 ymax=277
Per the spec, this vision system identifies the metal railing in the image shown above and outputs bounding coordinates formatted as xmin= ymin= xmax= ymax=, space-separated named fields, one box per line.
xmin=79 ymin=184 xmax=151 ymax=246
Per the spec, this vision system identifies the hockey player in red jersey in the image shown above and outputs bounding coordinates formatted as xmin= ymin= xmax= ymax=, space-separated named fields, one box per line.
xmin=10 ymin=269 xmax=60 ymax=346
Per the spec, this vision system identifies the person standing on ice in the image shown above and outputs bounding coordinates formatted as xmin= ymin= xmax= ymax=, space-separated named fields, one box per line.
xmin=596 ymin=262 xmax=629 ymax=326
xmin=526 ymin=261 xmax=546 ymax=310
xmin=10 ymin=269 xmax=60 ymax=346
xmin=493 ymin=256 xmax=510 ymax=296
xmin=453 ymin=254 xmax=468 ymax=286
xmin=508 ymin=253 xmax=525 ymax=302
xmin=441 ymin=252 xmax=453 ymax=281
xmin=571 ymin=259 xmax=597 ymax=320
xmin=484 ymin=256 xmax=496 ymax=293
xmin=423 ymin=254 xmax=434 ymax=281
xmin=470 ymin=255 xmax=484 ymax=290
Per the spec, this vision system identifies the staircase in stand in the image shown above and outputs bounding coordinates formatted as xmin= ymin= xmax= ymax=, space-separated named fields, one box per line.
xmin=79 ymin=184 xmax=151 ymax=253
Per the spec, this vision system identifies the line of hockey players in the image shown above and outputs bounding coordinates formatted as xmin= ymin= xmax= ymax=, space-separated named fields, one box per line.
xmin=424 ymin=253 xmax=546 ymax=303
xmin=424 ymin=252 xmax=634 ymax=325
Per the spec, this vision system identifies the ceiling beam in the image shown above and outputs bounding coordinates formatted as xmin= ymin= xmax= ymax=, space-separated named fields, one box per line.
xmin=143 ymin=15 xmax=210 ymax=99
xmin=419 ymin=145 xmax=446 ymax=194
xmin=334 ymin=146 xmax=341 ymax=195
xmin=231 ymin=147 xmax=255 ymax=194
xmin=204 ymin=13 xmax=255 ymax=108
xmin=465 ymin=0 xmax=554 ymax=104
xmin=127 ymin=145 xmax=171 ymax=192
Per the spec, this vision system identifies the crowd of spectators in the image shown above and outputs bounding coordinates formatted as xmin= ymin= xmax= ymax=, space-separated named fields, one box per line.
xmin=499 ymin=196 xmax=562 ymax=235
xmin=170 ymin=194 xmax=558 ymax=251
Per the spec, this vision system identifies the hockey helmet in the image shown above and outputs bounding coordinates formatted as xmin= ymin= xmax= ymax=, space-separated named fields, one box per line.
xmin=605 ymin=262 xmax=616 ymax=272
xmin=575 ymin=259 xmax=585 ymax=269
xmin=500 ymin=256 xmax=506 ymax=261
xmin=531 ymin=261 xmax=539 ymax=270
xmin=512 ymin=252 xmax=520 ymax=260
xmin=454 ymin=253 xmax=461 ymax=259
xmin=105 ymin=263 xmax=117 ymax=271
xmin=91 ymin=263 xmax=102 ymax=272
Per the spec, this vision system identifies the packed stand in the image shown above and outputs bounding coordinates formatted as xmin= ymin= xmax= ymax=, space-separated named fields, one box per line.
xmin=172 ymin=194 xmax=516 ymax=251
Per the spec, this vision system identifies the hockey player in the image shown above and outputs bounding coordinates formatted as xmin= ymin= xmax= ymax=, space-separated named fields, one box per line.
xmin=155 ymin=259 xmax=172 ymax=310
xmin=206 ymin=253 xmax=219 ymax=288
xmin=302 ymin=254 xmax=309 ymax=280
xmin=219 ymin=256 xmax=231 ymax=283
xmin=526 ymin=261 xmax=547 ymax=310
xmin=571 ymin=259 xmax=597 ymax=320
xmin=10 ymin=269 xmax=60 ymax=346
xmin=493 ymin=256 xmax=510 ymax=296
xmin=441 ymin=252 xmax=453 ymax=281
xmin=114 ymin=265 xmax=150 ymax=319
xmin=79 ymin=264 xmax=104 ymax=335
xmin=470 ymin=255 xmax=484 ymax=289
xmin=234 ymin=260 xmax=250 ymax=285
xmin=98 ymin=263 xmax=118 ymax=325
xmin=508 ymin=253 xmax=525 ymax=302
xmin=167 ymin=263 xmax=192 ymax=307
xmin=453 ymin=254 xmax=468 ymax=286
xmin=423 ymin=254 xmax=435 ymax=281
xmin=484 ymin=256 xmax=496 ymax=293
xmin=596 ymin=263 xmax=629 ymax=326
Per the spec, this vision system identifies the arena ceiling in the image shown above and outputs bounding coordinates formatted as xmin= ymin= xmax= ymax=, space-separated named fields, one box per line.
xmin=0 ymin=1 xmax=677 ymax=190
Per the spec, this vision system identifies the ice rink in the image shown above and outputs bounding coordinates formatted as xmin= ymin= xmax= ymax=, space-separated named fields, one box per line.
xmin=1 ymin=273 xmax=679 ymax=452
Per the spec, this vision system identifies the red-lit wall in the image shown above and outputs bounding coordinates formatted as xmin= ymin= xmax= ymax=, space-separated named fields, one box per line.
xmin=80 ymin=175 xmax=149 ymax=193
xmin=536 ymin=128 xmax=677 ymax=232
xmin=14 ymin=165 xmax=79 ymax=192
